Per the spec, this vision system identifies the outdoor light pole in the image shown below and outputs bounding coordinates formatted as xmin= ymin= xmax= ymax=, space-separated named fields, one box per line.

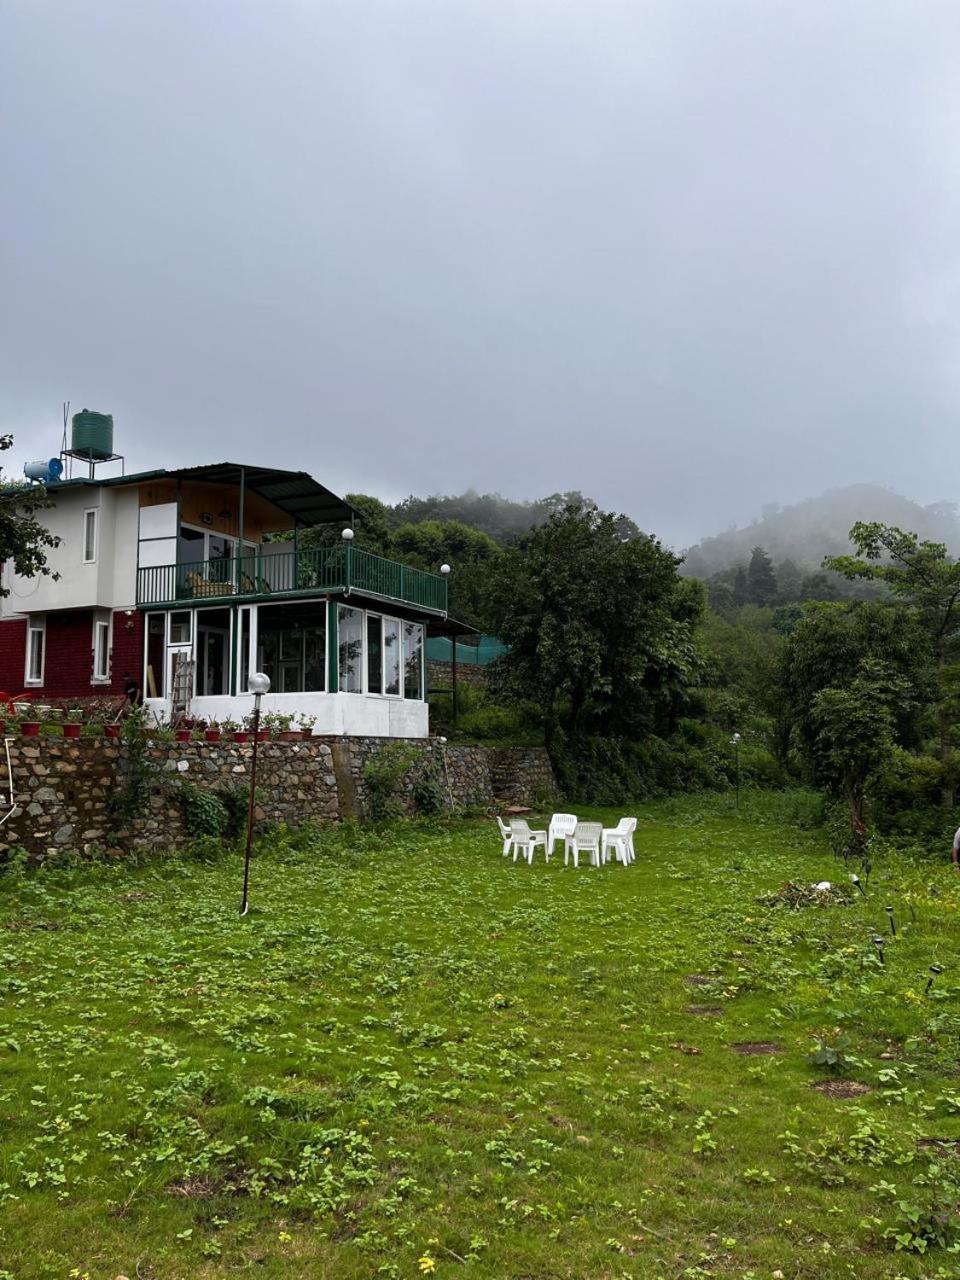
xmin=732 ymin=732 xmax=741 ymax=810
xmin=240 ymin=671 xmax=271 ymax=917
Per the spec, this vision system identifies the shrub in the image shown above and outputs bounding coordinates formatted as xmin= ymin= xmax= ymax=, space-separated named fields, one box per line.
xmin=362 ymin=743 xmax=417 ymax=822
xmin=178 ymin=784 xmax=230 ymax=839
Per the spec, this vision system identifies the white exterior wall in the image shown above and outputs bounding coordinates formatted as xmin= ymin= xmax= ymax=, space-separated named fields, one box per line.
xmin=0 ymin=485 xmax=138 ymax=617
xmin=143 ymin=692 xmax=429 ymax=737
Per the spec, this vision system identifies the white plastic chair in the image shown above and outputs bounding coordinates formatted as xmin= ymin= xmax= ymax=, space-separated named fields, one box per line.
xmin=546 ymin=813 xmax=578 ymax=861
xmin=510 ymin=818 xmax=547 ymax=864
xmin=602 ymin=817 xmax=637 ymax=865
xmin=496 ymin=816 xmax=514 ymax=858
xmin=565 ymin=821 xmax=603 ymax=868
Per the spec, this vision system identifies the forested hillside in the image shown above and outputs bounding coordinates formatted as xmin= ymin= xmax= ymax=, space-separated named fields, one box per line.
xmin=683 ymin=484 xmax=960 ymax=577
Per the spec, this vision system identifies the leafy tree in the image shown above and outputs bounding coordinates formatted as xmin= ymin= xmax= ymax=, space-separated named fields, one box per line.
xmin=779 ymin=601 xmax=934 ymax=781
xmin=391 ymin=519 xmax=502 ymax=630
xmin=489 ymin=502 xmax=701 ymax=744
xmin=747 ymin=546 xmax=778 ymax=606
xmin=0 ymin=436 xmax=60 ymax=596
xmin=812 ymin=658 xmax=912 ymax=828
xmin=825 ymin=523 xmax=960 ymax=803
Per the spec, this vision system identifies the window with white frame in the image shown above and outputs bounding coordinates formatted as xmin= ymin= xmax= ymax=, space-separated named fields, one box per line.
xmin=25 ymin=618 xmax=45 ymax=685
xmin=82 ymin=508 xmax=98 ymax=563
xmin=92 ymin=616 xmax=111 ymax=682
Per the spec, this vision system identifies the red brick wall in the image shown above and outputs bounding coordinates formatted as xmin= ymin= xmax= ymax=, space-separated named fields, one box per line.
xmin=108 ymin=610 xmax=144 ymax=695
xmin=0 ymin=618 xmax=27 ymax=693
xmin=0 ymin=610 xmax=144 ymax=700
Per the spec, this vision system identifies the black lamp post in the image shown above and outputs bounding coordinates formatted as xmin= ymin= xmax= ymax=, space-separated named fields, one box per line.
xmin=240 ymin=671 xmax=270 ymax=917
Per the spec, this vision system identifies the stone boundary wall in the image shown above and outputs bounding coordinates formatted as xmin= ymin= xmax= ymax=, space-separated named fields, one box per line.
xmin=0 ymin=735 xmax=556 ymax=863
xmin=426 ymin=659 xmax=489 ymax=691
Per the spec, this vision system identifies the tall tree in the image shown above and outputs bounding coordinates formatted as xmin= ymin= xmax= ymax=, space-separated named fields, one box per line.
xmin=825 ymin=523 xmax=960 ymax=803
xmin=747 ymin=545 xmax=778 ymax=606
xmin=488 ymin=503 xmax=701 ymax=744
xmin=0 ymin=436 xmax=60 ymax=596
xmin=812 ymin=658 xmax=912 ymax=829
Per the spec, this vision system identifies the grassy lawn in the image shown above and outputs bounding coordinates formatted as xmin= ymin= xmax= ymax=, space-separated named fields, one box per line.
xmin=3 ymin=794 xmax=960 ymax=1279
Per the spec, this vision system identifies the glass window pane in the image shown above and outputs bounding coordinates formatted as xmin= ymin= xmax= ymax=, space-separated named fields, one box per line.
xmin=304 ymin=623 xmax=326 ymax=691
xmin=383 ymin=618 xmax=401 ymax=695
xmin=338 ymin=606 xmax=363 ymax=693
xmin=367 ymin=615 xmax=383 ymax=694
xmin=169 ymin=611 xmax=192 ymax=644
xmin=403 ymin=622 xmax=423 ymax=700
xmin=178 ymin=526 xmax=204 ymax=568
xmin=147 ymin=615 xmax=165 ymax=696
xmin=83 ymin=510 xmax=97 ymax=562
xmin=27 ymin=628 xmax=44 ymax=681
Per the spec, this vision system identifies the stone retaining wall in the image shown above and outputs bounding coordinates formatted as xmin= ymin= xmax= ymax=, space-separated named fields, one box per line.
xmin=426 ymin=659 xmax=489 ymax=691
xmin=0 ymin=734 xmax=556 ymax=863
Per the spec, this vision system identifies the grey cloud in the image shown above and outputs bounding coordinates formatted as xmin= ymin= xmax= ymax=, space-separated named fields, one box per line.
xmin=2 ymin=0 xmax=959 ymax=549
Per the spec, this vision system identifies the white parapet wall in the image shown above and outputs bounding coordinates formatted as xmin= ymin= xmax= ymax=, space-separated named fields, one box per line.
xmin=143 ymin=691 xmax=430 ymax=738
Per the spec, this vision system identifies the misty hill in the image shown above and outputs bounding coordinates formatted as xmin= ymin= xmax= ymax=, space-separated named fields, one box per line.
xmin=682 ymin=485 xmax=960 ymax=579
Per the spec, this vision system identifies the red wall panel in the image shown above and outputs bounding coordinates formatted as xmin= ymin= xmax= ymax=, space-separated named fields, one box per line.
xmin=0 ymin=618 xmax=27 ymax=693
xmin=0 ymin=610 xmax=144 ymax=700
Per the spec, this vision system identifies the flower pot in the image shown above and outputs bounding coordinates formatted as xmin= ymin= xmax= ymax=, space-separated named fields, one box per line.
xmin=20 ymin=721 xmax=41 ymax=737
xmin=204 ymin=729 xmax=221 ymax=743
xmin=257 ymin=728 xmax=270 ymax=742
xmin=232 ymin=730 xmax=249 ymax=743
xmin=104 ymin=723 xmax=121 ymax=739
xmin=279 ymin=730 xmax=303 ymax=742
xmin=63 ymin=722 xmax=82 ymax=739
xmin=176 ymin=728 xmax=191 ymax=743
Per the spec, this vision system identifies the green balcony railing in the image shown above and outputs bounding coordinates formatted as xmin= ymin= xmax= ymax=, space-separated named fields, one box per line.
xmin=137 ymin=545 xmax=448 ymax=614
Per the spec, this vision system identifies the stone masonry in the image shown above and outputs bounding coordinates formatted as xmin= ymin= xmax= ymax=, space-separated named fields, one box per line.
xmin=0 ymin=734 xmax=556 ymax=863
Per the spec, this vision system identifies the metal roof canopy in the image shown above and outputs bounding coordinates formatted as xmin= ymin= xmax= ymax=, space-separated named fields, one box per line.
xmin=46 ymin=462 xmax=354 ymax=528
xmin=156 ymin=463 xmax=355 ymax=528
xmin=425 ymin=614 xmax=480 ymax=640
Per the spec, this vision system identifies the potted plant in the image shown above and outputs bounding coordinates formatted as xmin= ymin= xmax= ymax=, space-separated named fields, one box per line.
xmin=298 ymin=713 xmax=317 ymax=738
xmin=104 ymin=719 xmax=122 ymax=739
xmin=220 ymin=716 xmax=244 ymax=743
xmin=20 ymin=705 xmax=41 ymax=737
xmin=175 ymin=717 xmax=192 ymax=743
xmin=204 ymin=719 xmax=222 ymax=744
xmin=63 ymin=707 xmax=84 ymax=739
xmin=247 ymin=711 xmax=270 ymax=742
xmin=274 ymin=713 xmax=299 ymax=742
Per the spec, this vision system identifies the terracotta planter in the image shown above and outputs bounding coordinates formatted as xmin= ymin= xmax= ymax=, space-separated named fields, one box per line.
xmin=20 ymin=721 xmax=41 ymax=737
xmin=257 ymin=728 xmax=269 ymax=742
xmin=176 ymin=728 xmax=191 ymax=743
xmin=63 ymin=722 xmax=82 ymax=739
xmin=232 ymin=730 xmax=249 ymax=743
xmin=104 ymin=723 xmax=121 ymax=739
xmin=204 ymin=729 xmax=222 ymax=743
xmin=279 ymin=730 xmax=303 ymax=742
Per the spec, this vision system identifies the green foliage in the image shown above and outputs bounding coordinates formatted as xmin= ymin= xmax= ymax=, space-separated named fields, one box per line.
xmin=178 ymin=783 xmax=231 ymax=839
xmin=108 ymin=710 xmax=156 ymax=824
xmin=0 ymin=435 xmax=61 ymax=597
xmin=489 ymin=501 xmax=703 ymax=744
xmin=362 ymin=743 xmax=417 ymax=822
xmin=812 ymin=658 xmax=912 ymax=826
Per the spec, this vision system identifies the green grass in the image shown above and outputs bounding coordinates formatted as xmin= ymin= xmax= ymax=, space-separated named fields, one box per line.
xmin=2 ymin=792 xmax=960 ymax=1279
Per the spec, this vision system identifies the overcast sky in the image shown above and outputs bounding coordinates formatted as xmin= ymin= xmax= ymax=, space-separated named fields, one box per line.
xmin=2 ymin=1 xmax=959 ymax=549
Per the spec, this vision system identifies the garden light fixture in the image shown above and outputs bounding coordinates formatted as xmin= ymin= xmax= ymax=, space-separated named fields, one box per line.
xmin=924 ymin=964 xmax=943 ymax=995
xmin=341 ymin=527 xmax=354 ymax=541
xmin=240 ymin=671 xmax=271 ymax=918
xmin=871 ymin=935 xmax=886 ymax=966
xmin=440 ymin=563 xmax=451 ymax=576
xmin=850 ymin=873 xmax=867 ymax=898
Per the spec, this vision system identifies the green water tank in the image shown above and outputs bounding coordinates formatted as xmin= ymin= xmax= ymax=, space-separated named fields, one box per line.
xmin=71 ymin=410 xmax=114 ymax=460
